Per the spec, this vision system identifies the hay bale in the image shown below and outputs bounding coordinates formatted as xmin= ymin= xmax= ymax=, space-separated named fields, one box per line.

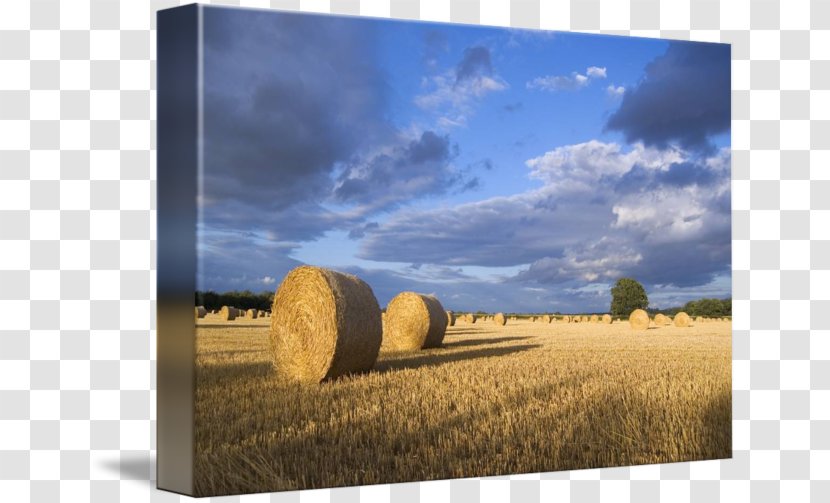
xmin=654 ymin=313 xmax=667 ymax=326
xmin=384 ymin=292 xmax=448 ymax=350
xmin=468 ymin=313 xmax=477 ymax=324
xmin=245 ymin=309 xmax=258 ymax=319
xmin=493 ymin=312 xmax=506 ymax=326
xmin=195 ymin=306 xmax=207 ymax=319
xmin=269 ymin=265 xmax=382 ymax=382
xmin=219 ymin=305 xmax=236 ymax=321
xmin=629 ymin=309 xmax=650 ymax=330
xmin=602 ymin=314 xmax=612 ymax=324
xmin=258 ymin=310 xmax=265 ymax=318
xmin=540 ymin=314 xmax=551 ymax=324
xmin=562 ymin=315 xmax=570 ymax=323
xmin=572 ymin=316 xmax=580 ymax=324
xmin=590 ymin=314 xmax=598 ymax=323
xmin=530 ymin=316 xmax=536 ymax=322
xmin=674 ymin=312 xmax=691 ymax=327
xmin=446 ymin=310 xmax=455 ymax=327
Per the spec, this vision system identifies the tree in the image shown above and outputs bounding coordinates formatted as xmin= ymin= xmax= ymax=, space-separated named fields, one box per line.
xmin=610 ymin=278 xmax=649 ymax=316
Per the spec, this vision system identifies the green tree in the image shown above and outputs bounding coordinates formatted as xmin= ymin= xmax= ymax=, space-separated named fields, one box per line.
xmin=610 ymin=278 xmax=649 ymax=316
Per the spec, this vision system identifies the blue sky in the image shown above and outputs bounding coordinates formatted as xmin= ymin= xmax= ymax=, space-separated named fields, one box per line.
xmin=196 ymin=6 xmax=731 ymax=313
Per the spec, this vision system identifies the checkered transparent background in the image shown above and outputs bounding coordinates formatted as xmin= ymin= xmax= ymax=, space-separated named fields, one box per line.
xmin=1 ymin=0 xmax=828 ymax=501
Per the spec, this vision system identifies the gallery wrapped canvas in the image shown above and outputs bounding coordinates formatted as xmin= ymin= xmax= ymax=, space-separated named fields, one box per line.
xmin=157 ymin=4 xmax=731 ymax=497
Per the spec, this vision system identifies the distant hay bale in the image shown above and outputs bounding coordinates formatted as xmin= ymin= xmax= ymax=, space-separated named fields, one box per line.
xmin=654 ymin=313 xmax=667 ymax=326
xmin=674 ymin=312 xmax=691 ymax=327
xmin=446 ymin=310 xmax=455 ymax=327
xmin=493 ymin=312 xmax=506 ymax=326
xmin=269 ymin=265 xmax=382 ymax=382
xmin=219 ymin=306 xmax=236 ymax=321
xmin=258 ymin=310 xmax=265 ymax=318
xmin=590 ymin=314 xmax=598 ymax=323
xmin=195 ymin=306 xmax=207 ymax=319
xmin=530 ymin=316 xmax=536 ymax=322
xmin=468 ymin=313 xmax=477 ymax=324
xmin=245 ymin=309 xmax=257 ymax=319
xmin=384 ymin=292 xmax=448 ymax=351
xmin=541 ymin=314 xmax=551 ymax=324
xmin=602 ymin=314 xmax=612 ymax=324
xmin=572 ymin=316 xmax=580 ymax=324
xmin=562 ymin=315 xmax=570 ymax=323
xmin=629 ymin=309 xmax=650 ymax=330
xmin=695 ymin=316 xmax=703 ymax=323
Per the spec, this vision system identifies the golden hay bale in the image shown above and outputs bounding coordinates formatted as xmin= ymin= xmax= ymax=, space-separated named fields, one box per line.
xmin=589 ymin=314 xmax=598 ymax=323
xmin=384 ymin=292 xmax=448 ymax=351
xmin=446 ymin=310 xmax=455 ymax=327
xmin=540 ymin=314 xmax=551 ymax=324
xmin=629 ymin=309 xmax=650 ymax=330
xmin=674 ymin=312 xmax=691 ymax=327
xmin=572 ymin=316 xmax=580 ymax=324
xmin=258 ymin=310 xmax=265 ymax=318
xmin=468 ymin=313 xmax=477 ymax=324
xmin=530 ymin=316 xmax=536 ymax=322
xmin=195 ymin=306 xmax=207 ymax=319
xmin=562 ymin=315 xmax=571 ymax=323
xmin=602 ymin=314 xmax=612 ymax=324
xmin=245 ymin=309 xmax=258 ymax=319
xmin=654 ymin=313 xmax=667 ymax=326
xmin=493 ymin=312 xmax=506 ymax=326
xmin=269 ymin=266 xmax=382 ymax=382
xmin=219 ymin=306 xmax=236 ymax=321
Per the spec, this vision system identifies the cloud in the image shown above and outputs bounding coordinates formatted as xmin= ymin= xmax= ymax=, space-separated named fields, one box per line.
xmin=605 ymin=41 xmax=731 ymax=150
xmin=606 ymin=85 xmax=625 ymax=97
xmin=416 ymin=45 xmax=508 ymax=127
xmin=586 ymin=66 xmax=607 ymax=78
xmin=359 ymin=141 xmax=731 ymax=289
xmin=333 ymin=131 xmax=475 ymax=214
xmin=527 ymin=66 xmax=607 ymax=92
xmin=200 ymin=8 xmax=391 ymax=242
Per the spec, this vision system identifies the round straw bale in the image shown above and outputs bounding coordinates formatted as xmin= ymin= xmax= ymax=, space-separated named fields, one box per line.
xmin=195 ymin=306 xmax=207 ymax=319
xmin=446 ymin=310 xmax=455 ymax=327
xmin=493 ymin=312 xmax=506 ymax=326
xmin=269 ymin=265 xmax=382 ymax=382
xmin=530 ymin=316 xmax=536 ymax=322
xmin=602 ymin=314 xmax=612 ymax=324
xmin=219 ymin=306 xmax=236 ymax=321
xmin=572 ymin=316 xmax=580 ymax=323
xmin=562 ymin=315 xmax=570 ymax=323
xmin=629 ymin=309 xmax=650 ymax=330
xmin=384 ymin=292 xmax=447 ymax=350
xmin=540 ymin=314 xmax=551 ymax=324
xmin=654 ymin=313 xmax=667 ymax=326
xmin=468 ymin=313 xmax=477 ymax=324
xmin=245 ymin=309 xmax=257 ymax=319
xmin=674 ymin=312 xmax=691 ymax=327
xmin=589 ymin=314 xmax=598 ymax=323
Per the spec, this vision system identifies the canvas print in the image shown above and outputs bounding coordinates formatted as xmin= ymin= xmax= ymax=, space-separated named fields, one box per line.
xmin=157 ymin=4 xmax=731 ymax=497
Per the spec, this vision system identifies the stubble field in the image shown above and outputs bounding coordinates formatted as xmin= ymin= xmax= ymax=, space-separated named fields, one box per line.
xmin=193 ymin=316 xmax=731 ymax=496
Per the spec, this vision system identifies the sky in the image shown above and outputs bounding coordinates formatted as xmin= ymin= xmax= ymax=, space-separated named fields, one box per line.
xmin=195 ymin=6 xmax=731 ymax=314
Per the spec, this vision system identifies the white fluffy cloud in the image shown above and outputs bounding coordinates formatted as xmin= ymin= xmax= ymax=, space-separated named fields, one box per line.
xmin=359 ymin=140 xmax=731 ymax=290
xmin=527 ymin=66 xmax=607 ymax=92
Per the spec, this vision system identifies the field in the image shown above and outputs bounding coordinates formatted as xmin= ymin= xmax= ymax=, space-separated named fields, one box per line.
xmin=194 ymin=316 xmax=731 ymax=496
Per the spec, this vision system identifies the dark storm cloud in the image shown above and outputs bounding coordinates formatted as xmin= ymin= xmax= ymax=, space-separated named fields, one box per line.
xmin=201 ymin=7 xmax=389 ymax=237
xmin=605 ymin=42 xmax=730 ymax=150
xmin=455 ymin=46 xmax=493 ymax=84
xmin=333 ymin=131 xmax=471 ymax=212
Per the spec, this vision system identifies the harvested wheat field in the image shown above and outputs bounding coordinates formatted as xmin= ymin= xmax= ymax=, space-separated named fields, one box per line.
xmin=193 ymin=314 xmax=731 ymax=496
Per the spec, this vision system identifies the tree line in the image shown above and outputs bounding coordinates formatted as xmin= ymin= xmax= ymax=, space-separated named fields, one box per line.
xmin=610 ymin=278 xmax=731 ymax=318
xmin=196 ymin=290 xmax=274 ymax=312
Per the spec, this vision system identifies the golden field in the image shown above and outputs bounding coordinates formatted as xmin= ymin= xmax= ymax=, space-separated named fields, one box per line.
xmin=193 ymin=316 xmax=731 ymax=496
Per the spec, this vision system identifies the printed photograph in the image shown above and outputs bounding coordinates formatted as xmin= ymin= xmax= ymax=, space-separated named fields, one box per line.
xmin=185 ymin=6 xmax=731 ymax=496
